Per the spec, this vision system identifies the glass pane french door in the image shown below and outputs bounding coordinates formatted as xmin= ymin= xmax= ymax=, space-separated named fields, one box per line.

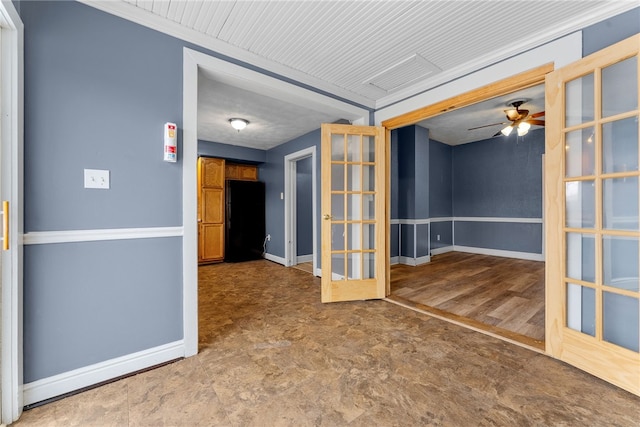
xmin=546 ymin=34 xmax=640 ymax=395
xmin=321 ymin=124 xmax=386 ymax=303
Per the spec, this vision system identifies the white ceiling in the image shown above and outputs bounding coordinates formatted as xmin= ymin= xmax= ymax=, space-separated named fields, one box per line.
xmin=88 ymin=1 xmax=636 ymax=149
xmin=198 ymin=70 xmax=343 ymax=150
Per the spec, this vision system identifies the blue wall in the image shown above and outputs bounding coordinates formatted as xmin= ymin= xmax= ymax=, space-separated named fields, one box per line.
xmin=20 ymin=0 xmax=187 ymax=382
xmin=453 ymin=129 xmax=545 ymax=218
xmin=198 ymin=139 xmax=266 ymax=164
xmin=429 ymin=139 xmax=453 ymax=251
xmin=391 ymin=127 xmax=544 ymax=259
xmin=582 ymin=7 xmax=640 ymax=56
xmin=261 ymin=129 xmax=320 ymax=259
xmin=296 ymin=157 xmax=313 ymax=256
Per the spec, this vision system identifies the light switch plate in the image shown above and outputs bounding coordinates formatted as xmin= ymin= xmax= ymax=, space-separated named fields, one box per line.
xmin=84 ymin=169 xmax=110 ymax=189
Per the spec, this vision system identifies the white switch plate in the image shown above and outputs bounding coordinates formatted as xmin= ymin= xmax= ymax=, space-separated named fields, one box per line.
xmin=84 ymin=169 xmax=110 ymax=189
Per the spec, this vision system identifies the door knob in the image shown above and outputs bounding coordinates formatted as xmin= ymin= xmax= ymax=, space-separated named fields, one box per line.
xmin=323 ymin=214 xmax=333 ymax=220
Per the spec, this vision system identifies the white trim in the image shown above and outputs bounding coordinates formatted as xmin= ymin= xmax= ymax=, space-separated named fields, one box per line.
xmin=430 ymin=246 xmax=454 ymax=256
xmin=314 ymin=267 xmax=322 ymax=277
xmin=182 ymin=48 xmax=199 ymax=358
xmin=23 ymin=227 xmax=183 ymax=245
xmin=454 ymin=217 xmax=543 ymax=224
xmin=23 ymin=340 xmax=184 ymax=406
xmin=454 ymin=245 xmax=544 ymax=262
xmin=0 ymin=1 xmax=22 ymax=424
xmin=398 ymin=255 xmax=431 ymax=266
xmin=264 ymin=253 xmax=287 ymax=266
xmin=390 ymin=256 xmax=399 ymax=266
xmin=284 ymin=146 xmax=317 ymax=271
xmin=296 ymin=254 xmax=313 ymax=264
xmin=429 ymin=217 xmax=454 ymax=223
xmin=391 ymin=217 xmax=542 ymax=225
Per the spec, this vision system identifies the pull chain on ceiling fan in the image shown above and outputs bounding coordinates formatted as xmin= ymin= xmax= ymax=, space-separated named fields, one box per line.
xmin=468 ymin=100 xmax=545 ymax=138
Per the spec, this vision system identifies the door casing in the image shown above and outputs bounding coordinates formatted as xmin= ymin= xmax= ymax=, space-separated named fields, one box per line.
xmin=284 ymin=146 xmax=317 ymax=273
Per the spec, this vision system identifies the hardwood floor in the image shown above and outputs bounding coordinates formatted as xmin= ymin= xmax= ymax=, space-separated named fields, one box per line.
xmin=389 ymin=252 xmax=545 ymax=349
xmin=292 ymin=261 xmax=313 ymax=274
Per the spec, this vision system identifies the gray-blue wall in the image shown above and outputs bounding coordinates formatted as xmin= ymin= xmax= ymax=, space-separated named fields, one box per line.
xmin=429 ymin=139 xmax=453 ymax=251
xmin=21 ymin=1 xmax=186 ymax=382
xmin=582 ymin=7 xmax=640 ymax=56
xmin=453 ymin=129 xmax=545 ymax=218
xmin=296 ymin=157 xmax=313 ymax=256
xmin=452 ymin=129 xmax=545 ymax=253
xmin=391 ymin=127 xmax=544 ymax=258
xmin=261 ymin=129 xmax=320 ymax=259
xmin=198 ymin=139 xmax=266 ymax=164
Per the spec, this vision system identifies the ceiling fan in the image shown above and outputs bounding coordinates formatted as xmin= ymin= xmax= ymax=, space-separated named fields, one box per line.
xmin=468 ymin=100 xmax=545 ymax=137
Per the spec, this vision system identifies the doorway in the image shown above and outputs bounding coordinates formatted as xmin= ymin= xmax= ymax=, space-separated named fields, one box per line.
xmin=182 ymin=48 xmax=370 ymax=356
xmin=383 ymin=65 xmax=551 ymax=351
xmin=284 ymin=147 xmax=317 ymax=274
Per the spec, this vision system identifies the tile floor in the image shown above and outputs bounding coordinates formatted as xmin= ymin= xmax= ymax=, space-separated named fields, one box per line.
xmin=14 ymin=260 xmax=640 ymax=426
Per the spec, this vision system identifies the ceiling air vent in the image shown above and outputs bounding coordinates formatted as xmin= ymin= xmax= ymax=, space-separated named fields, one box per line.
xmin=364 ymin=54 xmax=441 ymax=93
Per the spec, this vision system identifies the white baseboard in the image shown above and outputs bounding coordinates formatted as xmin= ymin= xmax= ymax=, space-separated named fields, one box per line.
xmin=314 ymin=268 xmax=322 ymax=277
xmin=296 ymin=254 xmax=312 ymax=264
xmin=264 ymin=253 xmax=286 ymax=266
xmin=454 ymin=245 xmax=544 ymax=262
xmin=398 ymin=255 xmax=431 ymax=266
xmin=23 ymin=340 xmax=184 ymax=406
xmin=430 ymin=246 xmax=454 ymax=255
xmin=390 ymin=256 xmax=399 ymax=265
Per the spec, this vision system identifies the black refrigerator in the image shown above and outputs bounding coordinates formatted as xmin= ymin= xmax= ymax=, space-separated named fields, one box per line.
xmin=225 ymin=180 xmax=266 ymax=262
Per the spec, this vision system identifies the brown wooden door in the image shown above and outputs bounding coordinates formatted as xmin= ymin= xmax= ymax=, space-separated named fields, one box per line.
xmin=198 ymin=157 xmax=225 ymax=263
xmin=320 ymin=123 xmax=387 ymax=302
xmin=545 ymin=34 xmax=639 ymax=395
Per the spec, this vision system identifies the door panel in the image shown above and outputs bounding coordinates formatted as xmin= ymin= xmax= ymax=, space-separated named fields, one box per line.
xmin=321 ymin=124 xmax=386 ymax=303
xmin=546 ymin=34 xmax=639 ymax=395
xmin=198 ymin=157 xmax=225 ymax=263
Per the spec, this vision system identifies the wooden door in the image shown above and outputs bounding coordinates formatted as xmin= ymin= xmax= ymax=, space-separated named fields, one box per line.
xmin=546 ymin=34 xmax=639 ymax=395
xmin=198 ymin=157 xmax=225 ymax=263
xmin=321 ymin=123 xmax=387 ymax=302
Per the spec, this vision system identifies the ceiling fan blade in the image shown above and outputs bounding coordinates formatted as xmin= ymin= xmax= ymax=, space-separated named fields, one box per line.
xmin=468 ymin=122 xmax=506 ymax=131
xmin=530 ymin=111 xmax=545 ymax=118
xmin=525 ymin=119 xmax=546 ymax=126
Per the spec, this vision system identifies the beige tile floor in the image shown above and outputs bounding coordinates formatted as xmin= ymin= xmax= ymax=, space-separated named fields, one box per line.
xmin=15 ymin=260 xmax=640 ymax=426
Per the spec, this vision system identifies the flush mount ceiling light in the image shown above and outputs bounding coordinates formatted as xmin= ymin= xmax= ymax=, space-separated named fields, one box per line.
xmin=229 ymin=118 xmax=249 ymax=131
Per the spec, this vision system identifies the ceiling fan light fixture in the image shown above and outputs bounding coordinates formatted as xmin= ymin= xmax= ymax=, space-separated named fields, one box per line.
xmin=501 ymin=125 xmax=513 ymax=136
xmin=517 ymin=121 xmax=531 ymax=136
xmin=229 ymin=118 xmax=249 ymax=131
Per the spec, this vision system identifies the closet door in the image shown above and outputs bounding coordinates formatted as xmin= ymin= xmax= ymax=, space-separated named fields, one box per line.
xmin=198 ymin=157 xmax=225 ymax=263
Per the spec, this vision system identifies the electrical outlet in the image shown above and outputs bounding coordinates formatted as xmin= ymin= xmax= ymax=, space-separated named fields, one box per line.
xmin=437 ymin=234 xmax=441 ymax=241
xmin=266 ymin=234 xmax=271 ymax=241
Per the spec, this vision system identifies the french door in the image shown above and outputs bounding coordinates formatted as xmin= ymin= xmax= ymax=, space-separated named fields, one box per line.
xmin=320 ymin=124 xmax=387 ymax=303
xmin=546 ymin=34 xmax=639 ymax=395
